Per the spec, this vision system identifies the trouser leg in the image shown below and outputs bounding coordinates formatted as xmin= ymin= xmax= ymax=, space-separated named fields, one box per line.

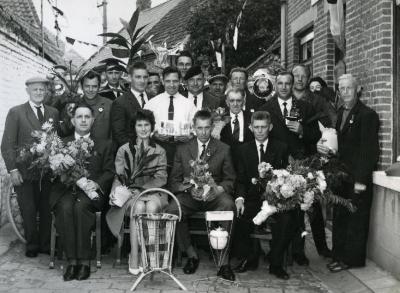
xmin=36 ymin=181 xmax=52 ymax=252
xmin=309 ymin=201 xmax=329 ymax=253
xmin=54 ymin=194 xmax=76 ymax=259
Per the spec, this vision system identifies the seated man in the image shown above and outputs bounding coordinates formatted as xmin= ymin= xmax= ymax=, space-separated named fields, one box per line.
xmin=234 ymin=111 xmax=295 ymax=280
xmin=50 ymin=102 xmax=114 ymax=281
xmin=166 ymin=110 xmax=236 ymax=281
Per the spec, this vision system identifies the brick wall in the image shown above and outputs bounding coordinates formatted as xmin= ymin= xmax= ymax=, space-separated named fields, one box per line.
xmin=345 ymin=0 xmax=394 ymax=168
xmin=0 ymin=26 xmax=54 ymax=227
xmin=287 ymin=0 xmax=312 ymax=69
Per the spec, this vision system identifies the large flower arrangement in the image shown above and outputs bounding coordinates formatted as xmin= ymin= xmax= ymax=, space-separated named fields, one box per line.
xmin=18 ymin=123 xmax=96 ymax=198
xmin=252 ymin=158 xmax=354 ymax=225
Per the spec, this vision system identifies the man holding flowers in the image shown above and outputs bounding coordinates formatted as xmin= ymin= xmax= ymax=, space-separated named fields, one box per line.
xmin=165 ymin=110 xmax=236 ymax=281
xmin=233 ymin=111 xmax=294 ymax=280
xmin=49 ymin=102 xmax=114 ymax=281
xmin=1 ymin=76 xmax=60 ymax=258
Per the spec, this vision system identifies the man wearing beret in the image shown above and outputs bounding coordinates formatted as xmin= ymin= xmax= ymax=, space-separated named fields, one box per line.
xmin=184 ymin=65 xmax=220 ymax=111
xmin=207 ymin=73 xmax=228 ymax=105
xmin=1 ymin=76 xmax=60 ymax=258
xmin=99 ymin=58 xmax=127 ymax=101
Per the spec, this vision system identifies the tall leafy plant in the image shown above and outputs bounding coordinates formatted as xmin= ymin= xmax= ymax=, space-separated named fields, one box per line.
xmin=99 ymin=8 xmax=148 ymax=66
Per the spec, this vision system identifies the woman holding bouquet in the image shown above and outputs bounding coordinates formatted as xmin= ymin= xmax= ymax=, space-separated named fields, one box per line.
xmin=106 ymin=109 xmax=168 ymax=275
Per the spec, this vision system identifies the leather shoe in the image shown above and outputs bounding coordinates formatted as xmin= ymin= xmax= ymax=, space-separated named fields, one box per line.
xmin=63 ymin=265 xmax=78 ymax=281
xmin=234 ymin=259 xmax=258 ymax=273
xmin=25 ymin=250 xmax=38 ymax=258
xmin=183 ymin=257 xmax=199 ymax=274
xmin=76 ymin=264 xmax=91 ymax=280
xmin=217 ymin=265 xmax=235 ymax=281
xmin=329 ymin=262 xmax=350 ymax=273
xmin=269 ymin=265 xmax=290 ymax=280
xmin=293 ymin=254 xmax=309 ymax=266
xmin=327 ymin=260 xmax=340 ymax=269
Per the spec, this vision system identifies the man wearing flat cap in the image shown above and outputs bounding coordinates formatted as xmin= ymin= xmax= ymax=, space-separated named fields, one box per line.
xmin=184 ymin=65 xmax=219 ymax=111
xmin=207 ymin=73 xmax=228 ymax=105
xmin=99 ymin=58 xmax=127 ymax=101
xmin=1 ymin=76 xmax=60 ymax=258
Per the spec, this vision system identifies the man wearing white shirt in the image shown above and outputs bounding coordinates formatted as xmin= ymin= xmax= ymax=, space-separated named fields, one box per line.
xmin=184 ymin=65 xmax=219 ymax=111
xmin=145 ymin=66 xmax=196 ymax=166
xmin=1 ymin=76 xmax=60 ymax=258
xmin=111 ymin=61 xmax=149 ymax=147
xmin=234 ymin=111 xmax=294 ymax=279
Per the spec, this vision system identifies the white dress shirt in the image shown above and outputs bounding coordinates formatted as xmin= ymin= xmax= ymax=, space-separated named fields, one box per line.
xmin=131 ymin=88 xmax=148 ymax=107
xmin=277 ymin=97 xmax=292 ymax=117
xmin=74 ymin=132 xmax=91 ymax=140
xmin=197 ymin=139 xmax=210 ymax=159
xmin=255 ymin=139 xmax=269 ymax=163
xmin=188 ymin=92 xmax=204 ymax=111
xmin=144 ymin=92 xmax=197 ymax=134
xmin=230 ymin=111 xmax=244 ymax=142
xmin=29 ymin=101 xmax=44 ymax=119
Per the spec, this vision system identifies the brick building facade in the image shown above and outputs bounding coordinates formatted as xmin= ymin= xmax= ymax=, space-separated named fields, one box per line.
xmin=283 ymin=0 xmax=399 ymax=168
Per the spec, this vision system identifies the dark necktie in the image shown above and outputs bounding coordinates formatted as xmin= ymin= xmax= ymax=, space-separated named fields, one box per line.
xmin=35 ymin=106 xmax=44 ymax=124
xmin=340 ymin=108 xmax=350 ymax=130
xmin=232 ymin=114 xmax=240 ymax=141
xmin=259 ymin=144 xmax=265 ymax=163
xmin=193 ymin=95 xmax=197 ymax=107
xmin=140 ymin=93 xmax=146 ymax=108
xmin=168 ymin=96 xmax=174 ymax=120
xmin=282 ymin=102 xmax=288 ymax=118
xmin=200 ymin=144 xmax=206 ymax=160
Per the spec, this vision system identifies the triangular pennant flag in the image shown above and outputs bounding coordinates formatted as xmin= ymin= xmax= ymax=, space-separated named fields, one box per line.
xmin=66 ymin=36 xmax=75 ymax=45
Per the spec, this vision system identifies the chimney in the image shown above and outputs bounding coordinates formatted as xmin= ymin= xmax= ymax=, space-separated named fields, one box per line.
xmin=136 ymin=0 xmax=151 ymax=10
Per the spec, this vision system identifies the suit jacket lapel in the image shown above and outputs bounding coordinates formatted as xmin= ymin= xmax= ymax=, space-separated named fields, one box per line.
xmin=127 ymin=90 xmax=140 ymax=109
xmin=263 ymin=140 xmax=275 ymax=165
xmin=249 ymin=140 xmax=260 ymax=167
xmin=339 ymin=101 xmax=361 ymax=134
xmin=271 ymin=97 xmax=286 ymax=126
xmin=25 ymin=102 xmax=41 ymax=129
xmin=188 ymin=139 xmax=198 ymax=161
xmin=204 ymin=138 xmax=218 ymax=162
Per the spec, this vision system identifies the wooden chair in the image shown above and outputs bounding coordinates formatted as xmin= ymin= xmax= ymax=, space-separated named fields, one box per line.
xmin=49 ymin=212 xmax=102 ymax=269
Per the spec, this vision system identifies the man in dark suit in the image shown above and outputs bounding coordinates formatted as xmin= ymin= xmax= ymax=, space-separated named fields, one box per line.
xmin=292 ymin=64 xmax=332 ymax=258
xmin=259 ymin=71 xmax=321 ymax=266
xmin=165 ymin=110 xmax=236 ymax=281
xmin=1 ymin=77 xmax=60 ymax=257
xmin=220 ymin=88 xmax=254 ymax=167
xmin=80 ymin=71 xmax=113 ymax=141
xmin=233 ymin=111 xmax=295 ymax=279
xmin=184 ymin=65 xmax=220 ymax=111
xmin=99 ymin=58 xmax=127 ymax=101
xmin=319 ymin=74 xmax=379 ymax=272
xmin=50 ymin=102 xmax=114 ymax=281
xmin=176 ymin=50 xmax=193 ymax=96
xmin=220 ymin=67 xmax=265 ymax=114
xmin=111 ymin=61 xmax=149 ymax=147
xmin=207 ymin=73 xmax=228 ymax=106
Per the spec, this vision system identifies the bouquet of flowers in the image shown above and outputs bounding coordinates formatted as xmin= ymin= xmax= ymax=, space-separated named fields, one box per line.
xmin=17 ymin=120 xmax=63 ymax=182
xmin=111 ymin=141 xmax=165 ymax=207
xmin=252 ymin=158 xmax=354 ymax=225
xmin=50 ymin=137 xmax=97 ymax=199
xmin=183 ymin=159 xmax=217 ymax=201
xmin=211 ymin=107 xmax=230 ymax=139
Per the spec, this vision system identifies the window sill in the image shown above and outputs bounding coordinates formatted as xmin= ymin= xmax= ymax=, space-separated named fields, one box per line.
xmin=373 ymin=171 xmax=400 ymax=193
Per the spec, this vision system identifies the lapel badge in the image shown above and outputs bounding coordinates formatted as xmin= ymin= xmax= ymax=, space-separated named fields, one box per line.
xmin=48 ymin=118 xmax=53 ymax=123
xmin=98 ymin=107 xmax=104 ymax=113
xmin=250 ymin=108 xmax=255 ymax=113
xmin=349 ymin=114 xmax=354 ymax=125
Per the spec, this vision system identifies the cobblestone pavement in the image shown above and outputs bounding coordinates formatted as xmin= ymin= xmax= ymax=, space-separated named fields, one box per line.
xmin=0 ymin=241 xmax=331 ymax=293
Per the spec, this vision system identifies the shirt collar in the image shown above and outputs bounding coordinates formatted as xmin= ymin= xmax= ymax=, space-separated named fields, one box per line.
xmin=131 ymin=88 xmax=145 ymax=98
xmin=197 ymin=138 xmax=210 ymax=149
xmin=74 ymin=132 xmax=91 ymax=140
xmin=230 ymin=111 xmax=243 ymax=119
xmin=29 ymin=100 xmax=43 ymax=109
xmin=277 ymin=97 xmax=292 ymax=107
xmin=255 ymin=138 xmax=268 ymax=148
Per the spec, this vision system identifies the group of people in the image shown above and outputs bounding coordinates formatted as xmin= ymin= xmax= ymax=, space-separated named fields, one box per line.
xmin=0 ymin=50 xmax=379 ymax=283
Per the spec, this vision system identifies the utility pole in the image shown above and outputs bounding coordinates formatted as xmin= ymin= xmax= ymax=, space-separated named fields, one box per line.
xmin=97 ymin=0 xmax=108 ymax=44
xmin=41 ymin=0 xmax=44 ymax=61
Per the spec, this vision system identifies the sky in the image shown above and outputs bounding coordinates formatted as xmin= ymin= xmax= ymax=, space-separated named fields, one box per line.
xmin=32 ymin=0 xmax=167 ymax=59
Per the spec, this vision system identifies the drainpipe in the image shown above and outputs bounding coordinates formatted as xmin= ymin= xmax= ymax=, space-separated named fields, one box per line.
xmin=280 ymin=0 xmax=287 ymax=69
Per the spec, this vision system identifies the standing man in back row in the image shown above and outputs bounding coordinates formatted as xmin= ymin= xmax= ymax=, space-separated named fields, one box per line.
xmin=145 ymin=66 xmax=196 ymax=167
xmin=111 ymin=61 xmax=149 ymax=147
